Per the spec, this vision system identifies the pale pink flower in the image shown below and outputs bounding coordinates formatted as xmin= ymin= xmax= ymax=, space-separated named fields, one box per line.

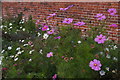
xmin=74 ymin=22 xmax=85 ymax=26
xmin=47 ymin=29 xmax=55 ymax=34
xmin=47 ymin=52 xmax=53 ymax=58
xmin=63 ymin=18 xmax=73 ymax=24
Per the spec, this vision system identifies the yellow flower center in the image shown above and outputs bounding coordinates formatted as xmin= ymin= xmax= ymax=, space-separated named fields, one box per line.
xmin=94 ymin=64 xmax=97 ymax=66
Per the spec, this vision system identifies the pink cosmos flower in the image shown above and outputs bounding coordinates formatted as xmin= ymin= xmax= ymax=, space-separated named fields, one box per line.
xmin=60 ymin=7 xmax=69 ymax=11
xmin=109 ymin=24 xmax=118 ymax=28
xmin=54 ymin=36 xmax=61 ymax=39
xmin=95 ymin=14 xmax=106 ymax=20
xmin=47 ymin=52 xmax=53 ymax=58
xmin=63 ymin=18 xmax=73 ymax=24
xmin=67 ymin=5 xmax=74 ymax=8
xmin=52 ymin=74 xmax=57 ymax=79
xmin=47 ymin=13 xmax=56 ymax=19
xmin=28 ymin=41 xmax=33 ymax=45
xmin=94 ymin=34 xmax=107 ymax=44
xmin=74 ymin=22 xmax=85 ymax=26
xmin=60 ymin=5 xmax=74 ymax=11
xmin=35 ymin=20 xmax=40 ymax=24
xmin=108 ymin=8 xmax=117 ymax=16
xmin=47 ymin=29 xmax=55 ymax=34
xmin=89 ymin=59 xmax=102 ymax=71
xmin=42 ymin=25 xmax=49 ymax=31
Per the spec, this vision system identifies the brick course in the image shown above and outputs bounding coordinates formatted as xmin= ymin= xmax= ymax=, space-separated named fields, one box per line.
xmin=2 ymin=2 xmax=119 ymax=43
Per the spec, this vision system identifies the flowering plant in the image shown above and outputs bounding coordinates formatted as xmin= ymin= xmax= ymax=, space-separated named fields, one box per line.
xmin=1 ymin=7 xmax=119 ymax=79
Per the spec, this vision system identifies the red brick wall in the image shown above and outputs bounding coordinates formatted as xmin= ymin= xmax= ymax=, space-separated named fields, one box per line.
xmin=2 ymin=2 xmax=119 ymax=43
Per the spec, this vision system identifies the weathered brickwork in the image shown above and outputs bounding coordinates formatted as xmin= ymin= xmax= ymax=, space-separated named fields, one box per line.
xmin=2 ymin=2 xmax=120 ymax=43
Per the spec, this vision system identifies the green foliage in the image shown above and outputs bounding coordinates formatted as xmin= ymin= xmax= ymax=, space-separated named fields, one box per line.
xmin=1 ymin=14 xmax=119 ymax=79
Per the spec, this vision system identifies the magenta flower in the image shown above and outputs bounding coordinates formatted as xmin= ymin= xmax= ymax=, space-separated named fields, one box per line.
xmin=109 ymin=24 xmax=118 ymax=28
xmin=108 ymin=8 xmax=117 ymax=16
xmin=74 ymin=22 xmax=85 ymax=26
xmin=47 ymin=13 xmax=56 ymax=19
xmin=60 ymin=7 xmax=68 ymax=11
xmin=52 ymin=74 xmax=57 ymax=79
xmin=63 ymin=18 xmax=73 ymax=24
xmin=54 ymin=36 xmax=61 ymax=39
xmin=67 ymin=5 xmax=74 ymax=8
xmin=47 ymin=29 xmax=55 ymax=34
xmin=94 ymin=34 xmax=107 ymax=44
xmin=47 ymin=52 xmax=53 ymax=58
xmin=95 ymin=14 xmax=106 ymax=20
xmin=89 ymin=59 xmax=102 ymax=71
xmin=42 ymin=25 xmax=49 ymax=31
xmin=60 ymin=5 xmax=74 ymax=11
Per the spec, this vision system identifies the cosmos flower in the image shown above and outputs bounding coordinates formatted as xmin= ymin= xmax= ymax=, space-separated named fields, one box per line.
xmin=63 ymin=18 xmax=73 ymax=24
xmin=54 ymin=36 xmax=61 ymax=39
xmin=35 ymin=20 xmax=40 ymax=24
xmin=47 ymin=13 xmax=56 ymax=19
xmin=60 ymin=7 xmax=68 ymax=11
xmin=42 ymin=25 xmax=49 ymax=31
xmin=43 ymin=33 xmax=49 ymax=39
xmin=28 ymin=41 xmax=33 ymax=45
xmin=78 ymin=41 xmax=81 ymax=44
xmin=94 ymin=34 xmax=107 ymax=44
xmin=52 ymin=74 xmax=57 ymax=79
xmin=74 ymin=22 xmax=85 ymax=26
xmin=8 ymin=46 xmax=12 ymax=50
xmin=108 ymin=8 xmax=117 ymax=16
xmin=89 ymin=59 xmax=102 ymax=71
xmin=109 ymin=24 xmax=118 ymax=28
xmin=46 ymin=52 xmax=53 ymax=58
xmin=47 ymin=29 xmax=55 ymax=34
xmin=49 ymin=13 xmax=56 ymax=16
xmin=95 ymin=14 xmax=106 ymax=20
xmin=60 ymin=5 xmax=74 ymax=11
xmin=99 ymin=70 xmax=105 ymax=76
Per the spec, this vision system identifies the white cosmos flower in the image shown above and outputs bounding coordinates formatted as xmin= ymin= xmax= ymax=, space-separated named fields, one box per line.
xmin=43 ymin=33 xmax=49 ymax=39
xmin=105 ymin=48 xmax=109 ymax=52
xmin=29 ymin=59 xmax=32 ymax=61
xmin=78 ymin=41 xmax=81 ymax=44
xmin=9 ymin=23 xmax=12 ymax=26
xmin=39 ymin=49 xmax=43 ymax=54
xmin=16 ymin=47 xmax=21 ymax=51
xmin=22 ymin=28 xmax=25 ymax=31
xmin=106 ymin=67 xmax=109 ymax=71
xmin=4 ymin=32 xmax=7 ymax=34
xmin=106 ymin=54 xmax=111 ymax=59
xmin=113 ymin=45 xmax=117 ymax=50
xmin=113 ymin=57 xmax=118 ymax=61
xmin=10 ymin=55 xmax=14 ymax=58
xmin=14 ymin=57 xmax=18 ymax=61
xmin=99 ymin=70 xmax=105 ymax=76
xmin=17 ymin=51 xmax=22 ymax=55
xmin=21 ymin=40 xmax=25 ymax=42
xmin=8 ymin=46 xmax=12 ymax=50
xmin=9 ymin=27 xmax=12 ymax=29
xmin=1 ymin=50 xmax=5 ymax=53
xmin=38 ymin=32 xmax=41 ymax=37
xmin=23 ymin=44 xmax=28 ymax=46
xmin=29 ymin=50 xmax=35 ymax=54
